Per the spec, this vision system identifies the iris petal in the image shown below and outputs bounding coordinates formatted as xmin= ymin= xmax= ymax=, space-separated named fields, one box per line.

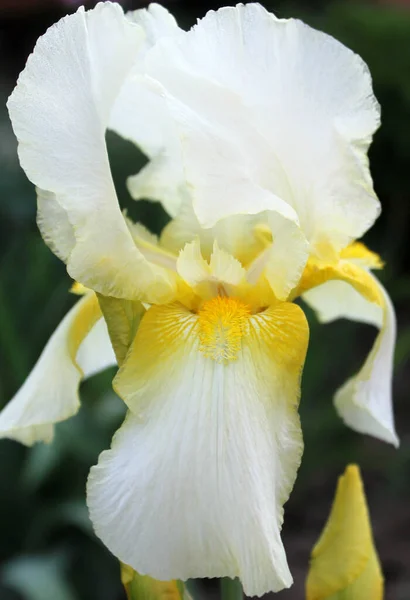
xmin=87 ymin=301 xmax=309 ymax=596
xmin=0 ymin=293 xmax=115 ymax=445
xmin=143 ymin=3 xmax=380 ymax=251
xmin=301 ymin=254 xmax=398 ymax=446
xmin=8 ymin=3 xmax=175 ymax=303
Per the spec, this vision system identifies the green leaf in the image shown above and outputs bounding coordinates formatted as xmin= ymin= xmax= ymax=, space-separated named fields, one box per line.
xmin=220 ymin=578 xmax=243 ymax=600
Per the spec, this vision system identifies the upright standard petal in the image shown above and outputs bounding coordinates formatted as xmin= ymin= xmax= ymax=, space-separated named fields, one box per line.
xmin=144 ymin=3 xmax=380 ymax=250
xmin=306 ymin=465 xmax=383 ymax=600
xmin=246 ymin=214 xmax=309 ymax=301
xmin=0 ymin=293 xmax=112 ymax=445
xmin=109 ymin=4 xmax=186 ymax=218
xmin=161 ymin=199 xmax=266 ymax=264
xmin=110 ymin=2 xmax=181 ymax=158
xmin=165 ymin=203 xmax=309 ymax=302
xmin=88 ymin=300 xmax=309 ymax=596
xmin=8 ymin=3 xmax=175 ymax=303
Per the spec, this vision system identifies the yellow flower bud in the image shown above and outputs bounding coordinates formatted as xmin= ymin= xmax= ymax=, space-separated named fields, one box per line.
xmin=121 ymin=563 xmax=189 ymax=600
xmin=306 ymin=464 xmax=384 ymax=600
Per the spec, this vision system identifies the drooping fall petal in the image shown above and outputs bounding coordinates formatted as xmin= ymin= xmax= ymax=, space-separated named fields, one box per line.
xmin=87 ymin=300 xmax=309 ymax=596
xmin=0 ymin=293 xmax=115 ymax=445
xmin=301 ymin=256 xmax=397 ymax=446
xmin=334 ymin=279 xmax=398 ymax=446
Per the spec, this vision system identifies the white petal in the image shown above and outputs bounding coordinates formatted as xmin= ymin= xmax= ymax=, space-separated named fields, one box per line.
xmin=126 ymin=149 xmax=186 ymax=218
xmin=109 ymin=4 xmax=186 ymax=218
xmin=144 ymin=3 xmax=380 ymax=247
xmin=304 ymin=275 xmax=397 ymax=446
xmin=209 ymin=241 xmax=246 ymax=286
xmin=334 ymin=278 xmax=398 ymax=446
xmin=176 ymin=239 xmax=246 ymax=297
xmin=247 ymin=214 xmax=309 ymax=301
xmin=163 ymin=199 xmax=309 ymax=299
xmin=303 ymin=279 xmax=383 ymax=327
xmin=148 ymin=79 xmax=299 ymax=228
xmin=127 ymin=3 xmax=180 ymax=50
xmin=123 ymin=213 xmax=177 ymax=273
xmin=112 ymin=75 xmax=174 ymax=162
xmin=36 ymin=189 xmax=75 ymax=263
xmin=176 ymin=238 xmax=210 ymax=288
xmin=0 ymin=293 xmax=104 ymax=446
xmin=76 ymin=317 xmax=117 ymax=379
xmin=112 ymin=76 xmax=184 ymax=216
xmin=87 ymin=301 xmax=309 ymax=596
xmin=161 ymin=198 xmax=266 ymax=266
xmin=8 ymin=4 xmax=175 ymax=302
xmin=125 ymin=219 xmax=158 ymax=247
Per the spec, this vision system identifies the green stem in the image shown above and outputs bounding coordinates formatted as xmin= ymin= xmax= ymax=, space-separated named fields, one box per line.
xmin=220 ymin=578 xmax=243 ymax=600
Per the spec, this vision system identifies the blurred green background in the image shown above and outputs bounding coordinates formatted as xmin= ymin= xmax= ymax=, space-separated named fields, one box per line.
xmin=0 ymin=0 xmax=409 ymax=598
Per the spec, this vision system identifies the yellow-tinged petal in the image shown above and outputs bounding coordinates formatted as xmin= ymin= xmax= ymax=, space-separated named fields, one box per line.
xmin=334 ymin=278 xmax=398 ymax=446
xmin=97 ymin=295 xmax=146 ymax=367
xmin=161 ymin=199 xmax=268 ymax=267
xmin=197 ymin=296 xmax=250 ymax=363
xmin=125 ymin=214 xmax=178 ymax=273
xmin=292 ymin=256 xmax=383 ymax=306
xmin=306 ymin=465 xmax=383 ymax=600
xmin=247 ymin=214 xmax=309 ymax=301
xmin=0 ymin=293 xmax=115 ymax=445
xmin=340 ymin=242 xmax=384 ymax=269
xmin=121 ymin=564 xmax=187 ymax=600
xmin=114 ymin=301 xmax=309 ymax=410
xmin=176 ymin=238 xmax=210 ymax=288
xmin=162 ymin=200 xmax=309 ymax=304
xmin=70 ymin=281 xmax=88 ymax=296
xmin=175 ymin=238 xmax=281 ymax=313
xmin=209 ymin=241 xmax=246 ymax=287
xmin=300 ymin=247 xmax=398 ymax=446
xmin=87 ymin=300 xmax=309 ymax=596
xmin=126 ymin=220 xmax=158 ymax=247
xmin=238 ymin=275 xmax=279 ymax=313
xmin=176 ymin=239 xmax=246 ymax=301
xmin=302 ymin=280 xmax=382 ymax=327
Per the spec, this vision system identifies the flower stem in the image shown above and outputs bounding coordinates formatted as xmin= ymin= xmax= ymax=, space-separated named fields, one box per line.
xmin=220 ymin=578 xmax=243 ymax=600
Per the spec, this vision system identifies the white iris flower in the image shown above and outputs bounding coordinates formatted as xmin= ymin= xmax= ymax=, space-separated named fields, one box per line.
xmin=1 ymin=2 xmax=397 ymax=596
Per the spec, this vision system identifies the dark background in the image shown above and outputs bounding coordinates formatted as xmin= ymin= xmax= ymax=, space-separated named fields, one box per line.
xmin=0 ymin=0 xmax=409 ymax=598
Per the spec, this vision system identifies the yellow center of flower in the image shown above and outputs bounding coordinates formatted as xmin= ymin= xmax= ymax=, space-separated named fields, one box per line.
xmin=197 ymin=296 xmax=250 ymax=363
